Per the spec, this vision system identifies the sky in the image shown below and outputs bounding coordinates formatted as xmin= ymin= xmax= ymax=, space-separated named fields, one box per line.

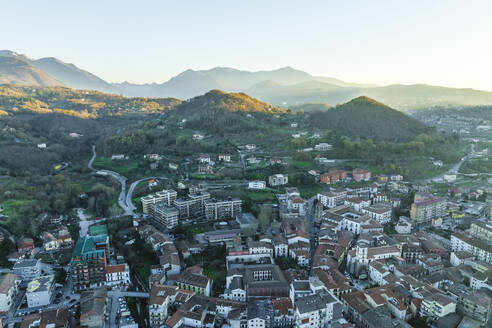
xmin=1 ymin=0 xmax=491 ymax=91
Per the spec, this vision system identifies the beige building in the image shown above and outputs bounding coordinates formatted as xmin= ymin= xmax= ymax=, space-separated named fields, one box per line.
xmin=410 ymin=193 xmax=445 ymax=224
xmin=0 ymin=273 xmax=19 ymax=313
xmin=141 ymin=190 xmax=178 ymax=214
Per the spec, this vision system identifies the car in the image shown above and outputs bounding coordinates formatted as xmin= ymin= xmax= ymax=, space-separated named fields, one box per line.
xmin=65 ymin=296 xmax=70 ymax=300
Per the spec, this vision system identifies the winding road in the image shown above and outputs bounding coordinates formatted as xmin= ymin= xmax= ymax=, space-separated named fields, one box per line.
xmin=88 ymin=145 xmax=168 ymax=216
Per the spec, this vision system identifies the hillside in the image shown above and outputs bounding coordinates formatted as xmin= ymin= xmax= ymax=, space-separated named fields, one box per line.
xmin=309 ymin=96 xmax=430 ymax=141
xmin=0 ymin=56 xmax=61 ymax=87
xmin=0 ymin=85 xmax=181 ymax=118
xmin=289 ymin=103 xmax=332 ymax=112
xmin=175 ymin=89 xmax=286 ymax=114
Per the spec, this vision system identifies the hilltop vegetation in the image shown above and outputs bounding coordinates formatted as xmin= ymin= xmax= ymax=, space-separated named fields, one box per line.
xmin=0 ymin=85 xmax=181 ymax=118
xmin=310 ymin=96 xmax=430 ymax=141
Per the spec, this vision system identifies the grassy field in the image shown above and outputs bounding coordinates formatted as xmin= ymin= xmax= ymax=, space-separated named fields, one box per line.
xmin=93 ymin=157 xmax=140 ymax=175
xmin=289 ymin=160 xmax=314 ymax=170
xmin=247 ymin=190 xmax=277 ymax=202
xmin=298 ymin=185 xmax=323 ymax=198
xmin=0 ymin=198 xmax=36 ymax=218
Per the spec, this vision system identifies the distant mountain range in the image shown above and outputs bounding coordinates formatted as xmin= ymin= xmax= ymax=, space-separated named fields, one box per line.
xmin=2 ymin=49 xmax=492 ymax=110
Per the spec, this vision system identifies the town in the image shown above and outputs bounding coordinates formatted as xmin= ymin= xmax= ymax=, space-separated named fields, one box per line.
xmin=0 ymin=138 xmax=492 ymax=328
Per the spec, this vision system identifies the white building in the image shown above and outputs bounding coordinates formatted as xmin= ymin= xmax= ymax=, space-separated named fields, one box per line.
xmin=295 ymin=292 xmax=341 ymax=328
xmin=26 ymin=275 xmax=55 ymax=308
xmin=269 ymin=174 xmax=288 ymax=187
xmin=451 ymin=232 xmax=492 ymax=264
xmin=13 ymin=259 xmax=41 ymax=281
xmin=314 ymin=143 xmax=333 ymax=151
xmin=37 ymin=143 xmax=47 ymax=149
xmin=0 ymin=273 xmax=19 ymax=312
xmin=395 ymin=218 xmax=412 ymax=234
xmin=248 ymin=181 xmax=266 ymax=190
xmin=361 ymin=204 xmax=392 ymax=224
xmin=106 ymin=263 xmax=131 ymax=287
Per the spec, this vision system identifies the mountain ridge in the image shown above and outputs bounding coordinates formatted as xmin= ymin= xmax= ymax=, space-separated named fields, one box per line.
xmin=2 ymin=49 xmax=492 ymax=109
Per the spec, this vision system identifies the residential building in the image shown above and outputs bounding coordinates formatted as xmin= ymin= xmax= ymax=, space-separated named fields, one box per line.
xmin=410 ymin=193 xmax=446 ymax=224
xmin=248 ymin=181 xmax=266 ymax=190
xmin=294 ymin=292 xmax=342 ymax=328
xmin=269 ymin=174 xmax=289 ymax=187
xmin=17 ymin=237 xmax=34 ymax=254
xmin=420 ymin=292 xmax=456 ymax=320
xmin=361 ymin=204 xmax=392 ymax=224
xmin=0 ymin=273 xmax=18 ymax=313
xmin=174 ymin=192 xmax=211 ymax=219
xmin=218 ymin=154 xmax=232 ymax=162
xmin=352 ymin=168 xmax=371 ymax=182
xmin=148 ymin=284 xmax=194 ymax=328
xmin=106 ymin=263 xmax=131 ymax=287
xmin=70 ymin=234 xmax=108 ymax=291
xmin=26 ymin=275 xmax=55 ymax=308
xmin=395 ymin=218 xmax=412 ymax=234
xmin=314 ymin=143 xmax=332 ymax=151
xmin=451 ymin=232 xmax=492 ymax=264
xmin=247 ymin=299 xmax=274 ymax=328
xmin=317 ymin=189 xmax=347 ymax=208
xmin=320 ymin=169 xmax=347 ymax=184
xmin=13 ymin=259 xmax=41 ymax=281
xmin=151 ymin=204 xmax=179 ymax=230
xmin=42 ymin=232 xmax=59 ymax=251
xmin=141 ymin=189 xmax=178 ymax=214
xmin=272 ymin=297 xmax=294 ymax=328
xmin=176 ymin=269 xmax=212 ymax=296
xmin=205 ymin=198 xmax=242 ymax=220
xmin=20 ymin=308 xmax=70 ymax=328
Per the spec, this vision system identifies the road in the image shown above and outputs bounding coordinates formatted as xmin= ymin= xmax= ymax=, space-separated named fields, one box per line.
xmin=88 ymin=145 xmax=133 ymax=215
xmin=107 ymin=290 xmax=149 ymax=327
xmin=425 ymin=143 xmax=474 ymax=183
xmin=305 ymin=195 xmax=317 ymax=273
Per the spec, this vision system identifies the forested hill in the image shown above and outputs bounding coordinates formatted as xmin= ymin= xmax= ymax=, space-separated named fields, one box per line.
xmin=309 ymin=96 xmax=430 ymax=141
xmin=0 ymin=85 xmax=182 ymax=118
xmin=175 ymin=89 xmax=287 ymax=114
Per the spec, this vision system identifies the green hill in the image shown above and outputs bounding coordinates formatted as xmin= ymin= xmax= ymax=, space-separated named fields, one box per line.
xmin=309 ymin=96 xmax=430 ymax=141
xmin=175 ymin=89 xmax=286 ymax=114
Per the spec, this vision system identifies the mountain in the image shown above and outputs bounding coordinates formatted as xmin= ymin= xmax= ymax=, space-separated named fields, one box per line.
xmin=174 ymin=89 xmax=285 ymax=114
xmin=31 ymin=57 xmax=118 ymax=94
xmin=3 ymin=49 xmax=492 ymax=109
xmin=309 ymin=96 xmax=429 ymax=141
xmin=0 ymin=55 xmax=61 ymax=87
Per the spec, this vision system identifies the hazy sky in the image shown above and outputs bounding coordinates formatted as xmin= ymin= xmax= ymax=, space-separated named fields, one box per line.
xmin=1 ymin=1 xmax=491 ymax=90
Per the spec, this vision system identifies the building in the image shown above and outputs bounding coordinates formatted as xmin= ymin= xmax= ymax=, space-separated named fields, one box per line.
xmin=80 ymin=288 xmax=107 ymax=328
xmin=26 ymin=275 xmax=55 ymax=308
xmin=205 ymin=198 xmax=242 ymax=220
xmin=352 ymin=168 xmax=371 ymax=182
xmin=272 ymin=297 xmax=294 ymax=328
xmin=247 ymin=299 xmax=274 ymax=328
xmin=314 ymin=143 xmax=332 ymax=151
xmin=244 ymin=264 xmax=289 ymax=299
xmin=248 ymin=181 xmax=266 ymax=190
xmin=20 ymin=308 xmax=70 ymax=328
xmin=451 ymin=232 xmax=492 ymax=264
xmin=151 ymin=204 xmax=179 ymax=230
xmin=106 ymin=263 xmax=131 ymax=287
xmin=420 ymin=292 xmax=456 ymax=320
xmin=410 ymin=193 xmax=446 ymax=224
xmin=174 ymin=192 xmax=211 ymax=219
xmin=13 ymin=259 xmax=41 ymax=281
xmin=317 ymin=189 xmax=347 ymax=208
xmin=42 ymin=232 xmax=59 ymax=251
xmin=70 ymin=234 xmax=108 ymax=291
xmin=0 ymin=273 xmax=18 ymax=312
xmin=148 ymin=284 xmax=194 ymax=328
xmin=141 ymin=189 xmax=178 ymax=214
xmin=177 ymin=269 xmax=212 ymax=296
xmin=320 ymin=169 xmax=347 ymax=184
xmin=218 ymin=154 xmax=232 ymax=162
xmin=469 ymin=220 xmax=492 ymax=244
xmin=395 ymin=218 xmax=412 ymax=234
xmin=17 ymin=237 xmax=34 ymax=254
xmin=361 ymin=204 xmax=392 ymax=224
xmin=295 ymin=292 xmax=342 ymax=328
xmin=269 ymin=174 xmax=289 ymax=187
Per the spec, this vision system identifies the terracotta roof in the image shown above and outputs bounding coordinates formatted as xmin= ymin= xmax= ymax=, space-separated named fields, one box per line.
xmin=272 ymin=297 xmax=293 ymax=315
xmin=106 ymin=264 xmax=127 ymax=274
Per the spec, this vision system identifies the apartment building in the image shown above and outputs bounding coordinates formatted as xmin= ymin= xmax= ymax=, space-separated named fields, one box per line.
xmin=174 ymin=192 xmax=211 ymax=219
xmin=361 ymin=203 xmax=392 ymax=224
xmin=205 ymin=198 xmax=242 ymax=220
xmin=451 ymin=232 xmax=492 ymax=264
xmin=141 ymin=189 xmax=178 ymax=214
xmin=410 ymin=193 xmax=446 ymax=224
xmin=320 ymin=169 xmax=347 ymax=184
xmin=70 ymin=234 xmax=108 ymax=291
xmin=151 ymin=204 xmax=179 ymax=230
xmin=0 ymin=273 xmax=19 ymax=313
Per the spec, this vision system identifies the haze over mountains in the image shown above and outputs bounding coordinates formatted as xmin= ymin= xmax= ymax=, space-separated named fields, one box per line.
xmin=2 ymin=50 xmax=492 ymax=110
